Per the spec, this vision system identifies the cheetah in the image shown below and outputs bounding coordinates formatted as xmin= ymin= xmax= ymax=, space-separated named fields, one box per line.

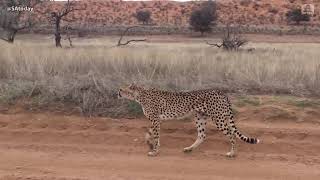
xmin=118 ymin=84 xmax=260 ymax=157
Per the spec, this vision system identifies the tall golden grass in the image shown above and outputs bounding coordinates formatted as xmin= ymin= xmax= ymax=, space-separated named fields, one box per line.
xmin=0 ymin=37 xmax=319 ymax=116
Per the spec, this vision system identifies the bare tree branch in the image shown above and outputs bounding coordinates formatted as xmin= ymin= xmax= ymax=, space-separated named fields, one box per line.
xmin=56 ymin=0 xmax=85 ymax=18
xmin=206 ymin=24 xmax=248 ymax=51
xmin=0 ymin=37 xmax=11 ymax=43
xmin=117 ymin=26 xmax=147 ymax=46
xmin=118 ymin=39 xmax=147 ymax=46
xmin=205 ymin=41 xmax=223 ymax=48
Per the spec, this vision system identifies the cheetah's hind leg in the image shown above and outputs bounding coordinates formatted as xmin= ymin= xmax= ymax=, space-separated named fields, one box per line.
xmin=211 ymin=115 xmax=236 ymax=158
xmin=225 ymin=130 xmax=236 ymax=158
xmin=183 ymin=112 xmax=207 ymax=153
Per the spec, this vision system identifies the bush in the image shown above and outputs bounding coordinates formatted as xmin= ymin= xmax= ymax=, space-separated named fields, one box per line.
xmin=206 ymin=25 xmax=248 ymax=51
xmin=135 ymin=10 xmax=151 ymax=25
xmin=286 ymin=8 xmax=310 ymax=25
xmin=189 ymin=0 xmax=217 ymax=36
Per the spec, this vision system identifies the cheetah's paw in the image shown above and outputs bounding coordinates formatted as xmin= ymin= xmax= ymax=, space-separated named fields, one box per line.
xmin=148 ymin=151 xmax=159 ymax=157
xmin=183 ymin=147 xmax=193 ymax=153
xmin=226 ymin=151 xmax=235 ymax=158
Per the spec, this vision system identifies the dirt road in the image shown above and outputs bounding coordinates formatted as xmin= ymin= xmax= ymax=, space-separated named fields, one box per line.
xmin=0 ymin=107 xmax=319 ymax=180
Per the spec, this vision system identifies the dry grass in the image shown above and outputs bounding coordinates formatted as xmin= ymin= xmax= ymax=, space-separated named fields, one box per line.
xmin=0 ymin=36 xmax=319 ymax=116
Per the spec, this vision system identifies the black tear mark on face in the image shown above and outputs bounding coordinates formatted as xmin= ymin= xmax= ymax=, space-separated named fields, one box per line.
xmin=118 ymin=90 xmax=122 ymax=98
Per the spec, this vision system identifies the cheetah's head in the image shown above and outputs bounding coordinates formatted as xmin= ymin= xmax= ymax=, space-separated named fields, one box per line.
xmin=118 ymin=84 xmax=144 ymax=101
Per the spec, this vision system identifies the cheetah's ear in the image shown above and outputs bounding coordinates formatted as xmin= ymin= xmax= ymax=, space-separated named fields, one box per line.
xmin=128 ymin=83 xmax=138 ymax=91
xmin=129 ymin=83 xmax=144 ymax=91
xmin=129 ymin=83 xmax=136 ymax=88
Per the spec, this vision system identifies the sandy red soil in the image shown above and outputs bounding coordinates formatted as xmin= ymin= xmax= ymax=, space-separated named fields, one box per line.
xmin=0 ymin=101 xmax=319 ymax=180
xmin=34 ymin=0 xmax=320 ymax=26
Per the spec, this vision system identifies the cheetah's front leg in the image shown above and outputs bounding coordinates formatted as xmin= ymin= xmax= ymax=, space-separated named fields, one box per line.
xmin=146 ymin=118 xmax=161 ymax=156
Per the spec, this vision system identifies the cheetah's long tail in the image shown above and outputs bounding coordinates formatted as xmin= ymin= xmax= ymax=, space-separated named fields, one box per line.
xmin=234 ymin=129 xmax=260 ymax=144
xmin=225 ymin=95 xmax=260 ymax=144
